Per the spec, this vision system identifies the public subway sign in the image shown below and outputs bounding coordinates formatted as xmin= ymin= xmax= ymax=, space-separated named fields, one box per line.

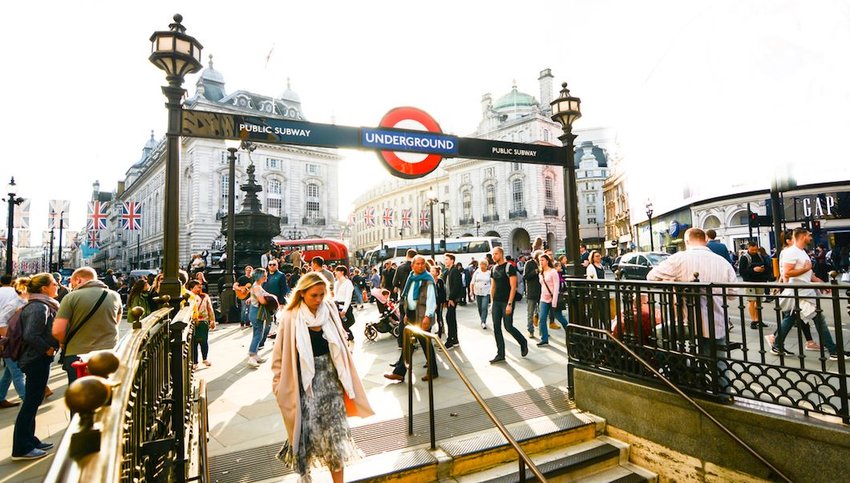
xmin=182 ymin=108 xmax=563 ymax=179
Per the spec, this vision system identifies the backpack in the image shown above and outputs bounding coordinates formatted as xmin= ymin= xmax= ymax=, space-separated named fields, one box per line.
xmin=0 ymin=307 xmax=25 ymax=361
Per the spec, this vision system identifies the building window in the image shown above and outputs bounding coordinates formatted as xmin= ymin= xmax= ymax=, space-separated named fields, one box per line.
xmin=306 ymin=183 xmax=320 ymax=218
xmin=462 ymin=190 xmax=472 ymax=220
xmin=544 ymin=176 xmax=555 ymax=209
xmin=268 ymin=179 xmax=282 ymax=195
xmin=220 ymin=151 xmax=241 ymax=165
xmin=484 ymin=167 xmax=494 ymax=178
xmin=462 ymin=174 xmax=470 ymax=184
xmin=587 ymin=205 xmax=596 ymax=214
xmin=267 ymin=197 xmax=282 ymax=216
xmin=588 ymin=217 xmax=597 ymax=224
xmin=266 ymin=157 xmax=281 ymax=169
xmin=486 ymin=184 xmax=496 ymax=216
xmin=544 ymin=130 xmax=549 ymax=142
xmin=511 ymin=162 xmax=521 ymax=172
xmin=511 ymin=178 xmax=524 ymax=212
xmin=306 ymin=164 xmax=319 ymax=175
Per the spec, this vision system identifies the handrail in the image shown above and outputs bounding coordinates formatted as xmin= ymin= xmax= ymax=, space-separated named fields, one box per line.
xmin=404 ymin=324 xmax=547 ymax=482
xmin=196 ymin=378 xmax=210 ymax=483
xmin=44 ymin=303 xmax=194 ymax=483
xmin=568 ymin=322 xmax=792 ymax=483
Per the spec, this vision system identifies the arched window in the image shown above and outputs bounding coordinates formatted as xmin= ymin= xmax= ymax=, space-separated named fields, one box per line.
xmin=703 ymin=215 xmax=722 ymax=230
xmin=306 ymin=183 xmax=321 ymax=219
xmin=486 ymin=184 xmax=496 ymax=216
xmin=511 ymin=178 xmax=524 ymax=212
xmin=462 ymin=189 xmax=472 ymax=221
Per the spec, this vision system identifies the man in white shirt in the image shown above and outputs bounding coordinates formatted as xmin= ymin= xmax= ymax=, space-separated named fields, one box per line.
xmin=772 ymin=228 xmax=846 ymax=359
xmin=333 ymin=266 xmax=355 ymax=342
xmin=647 ymin=228 xmax=738 ymax=344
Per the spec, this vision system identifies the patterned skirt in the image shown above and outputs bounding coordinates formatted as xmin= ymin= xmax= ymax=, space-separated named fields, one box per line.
xmin=277 ymin=354 xmax=360 ymax=479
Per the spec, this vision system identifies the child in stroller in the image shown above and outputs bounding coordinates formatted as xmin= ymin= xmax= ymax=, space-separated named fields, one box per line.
xmin=364 ymin=288 xmax=401 ymax=341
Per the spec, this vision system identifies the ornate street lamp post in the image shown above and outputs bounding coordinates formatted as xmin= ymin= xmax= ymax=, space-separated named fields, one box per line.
xmin=4 ymin=178 xmax=24 ymax=275
xmin=427 ymin=187 xmax=438 ymax=261
xmin=645 ymin=200 xmax=655 ymax=252
xmin=550 ymin=83 xmax=582 ymax=276
xmin=149 ymin=14 xmax=203 ymax=300
xmin=224 ymin=142 xmax=239 ymax=287
xmin=475 ymin=221 xmax=480 ymax=237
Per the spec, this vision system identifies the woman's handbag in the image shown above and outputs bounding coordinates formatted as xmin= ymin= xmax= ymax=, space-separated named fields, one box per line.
xmin=543 ymin=277 xmax=568 ymax=311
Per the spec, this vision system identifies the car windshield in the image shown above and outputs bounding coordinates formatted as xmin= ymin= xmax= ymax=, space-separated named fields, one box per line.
xmin=647 ymin=253 xmax=670 ymax=264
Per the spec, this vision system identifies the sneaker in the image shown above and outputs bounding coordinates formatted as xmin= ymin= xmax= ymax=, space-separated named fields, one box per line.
xmin=770 ymin=346 xmax=794 ymax=356
xmin=537 ymin=340 xmax=549 ymax=347
xmin=246 ymin=358 xmax=260 ymax=368
xmin=11 ymin=448 xmax=48 ymax=461
xmin=36 ymin=441 xmax=54 ymax=450
xmin=528 ymin=332 xmax=535 ymax=339
xmin=489 ymin=356 xmax=506 ymax=364
xmin=805 ymin=341 xmax=822 ymax=352
xmin=257 ymin=344 xmax=265 ymax=351
xmin=750 ymin=321 xmax=768 ymax=329
xmin=255 ymin=356 xmax=267 ymax=363
xmin=481 ymin=322 xmax=488 ymax=330
xmin=829 ymin=351 xmax=850 ymax=361
xmin=521 ymin=344 xmax=529 ymax=357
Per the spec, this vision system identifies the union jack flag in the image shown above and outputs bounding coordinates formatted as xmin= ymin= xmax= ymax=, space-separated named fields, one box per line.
xmin=120 ymin=201 xmax=143 ymax=231
xmin=401 ymin=208 xmax=412 ymax=229
xmin=419 ymin=209 xmax=430 ymax=230
xmin=87 ymin=201 xmax=108 ymax=231
xmin=87 ymin=230 xmax=100 ymax=249
xmin=364 ymin=207 xmax=376 ymax=227
xmin=382 ymin=208 xmax=395 ymax=227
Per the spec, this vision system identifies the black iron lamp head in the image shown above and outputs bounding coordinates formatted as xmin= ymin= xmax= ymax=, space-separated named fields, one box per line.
xmin=149 ymin=14 xmax=204 ymax=81
xmin=550 ymin=82 xmax=582 ymax=130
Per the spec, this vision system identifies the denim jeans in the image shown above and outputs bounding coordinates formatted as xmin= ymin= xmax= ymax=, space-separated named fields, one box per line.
xmin=248 ymin=305 xmax=264 ymax=355
xmin=240 ymin=300 xmax=251 ymax=325
xmin=353 ymin=288 xmax=363 ymax=305
xmin=13 ymin=357 xmax=50 ymax=456
xmin=476 ymin=295 xmax=490 ymax=325
xmin=526 ymin=299 xmax=540 ymax=334
xmin=491 ymin=301 xmax=527 ymax=358
xmin=775 ymin=311 xmax=836 ymax=354
xmin=0 ymin=357 xmax=26 ymax=402
xmin=698 ymin=336 xmax=730 ymax=395
xmin=538 ymin=302 xmax=569 ymax=343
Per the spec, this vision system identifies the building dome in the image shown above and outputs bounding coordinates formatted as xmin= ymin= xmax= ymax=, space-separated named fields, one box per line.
xmin=493 ymin=84 xmax=537 ymax=111
xmin=280 ymin=78 xmax=301 ymax=103
xmin=196 ymin=55 xmax=226 ymax=101
xmin=199 ymin=55 xmax=225 ymax=83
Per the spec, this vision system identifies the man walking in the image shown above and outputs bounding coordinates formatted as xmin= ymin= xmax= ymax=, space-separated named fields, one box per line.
xmin=738 ymin=241 xmax=770 ymax=329
xmin=310 ymin=256 xmax=334 ymax=287
xmin=443 ymin=253 xmax=463 ymax=349
xmin=489 ymin=247 xmax=528 ymax=363
xmin=262 ymin=259 xmax=287 ymax=339
xmin=52 ymin=267 xmax=122 ymax=384
xmin=705 ymin=229 xmax=734 ymax=265
xmin=771 ymin=228 xmax=848 ymax=359
xmin=384 ymin=256 xmax=439 ymax=382
xmin=523 ymin=250 xmax=542 ymax=339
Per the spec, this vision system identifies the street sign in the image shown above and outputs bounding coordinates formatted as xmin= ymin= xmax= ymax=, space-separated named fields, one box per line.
xmin=182 ymin=111 xmax=359 ymax=148
xmin=369 ymin=107 xmax=448 ymax=179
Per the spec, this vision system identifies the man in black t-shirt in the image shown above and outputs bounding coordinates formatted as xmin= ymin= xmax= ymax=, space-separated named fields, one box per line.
xmin=489 ymin=247 xmax=528 ymax=363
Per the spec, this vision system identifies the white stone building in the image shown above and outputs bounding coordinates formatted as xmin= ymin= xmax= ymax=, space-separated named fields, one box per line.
xmin=352 ymin=69 xmax=615 ymax=258
xmin=100 ymin=57 xmax=343 ymax=271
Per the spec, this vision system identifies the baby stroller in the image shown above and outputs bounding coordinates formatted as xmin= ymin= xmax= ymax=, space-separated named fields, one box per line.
xmin=364 ymin=288 xmax=400 ymax=341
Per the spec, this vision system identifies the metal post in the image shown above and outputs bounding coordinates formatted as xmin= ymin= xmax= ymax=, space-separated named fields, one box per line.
xmin=648 ymin=216 xmax=654 ymax=252
xmin=160 ymin=82 xmax=185 ymax=302
xmin=5 ymin=195 xmax=14 ymax=275
xmin=225 ymin=147 xmax=237 ymax=287
xmin=136 ymin=233 xmax=141 ymax=270
xmin=769 ymin=181 xmax=784 ymax=278
xmin=168 ymin=317 xmax=188 ymax=482
xmin=559 ymin=131 xmax=582 ymax=276
xmin=747 ymin=202 xmax=754 ymax=241
xmin=429 ymin=201 xmax=435 ymax=261
xmin=58 ymin=213 xmax=64 ymax=271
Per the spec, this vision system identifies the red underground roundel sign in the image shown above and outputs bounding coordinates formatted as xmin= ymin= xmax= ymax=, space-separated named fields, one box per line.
xmin=363 ymin=107 xmax=457 ymax=179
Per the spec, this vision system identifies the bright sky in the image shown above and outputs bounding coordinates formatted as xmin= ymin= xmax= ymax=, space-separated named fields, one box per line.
xmin=2 ymin=1 xmax=850 ymax=245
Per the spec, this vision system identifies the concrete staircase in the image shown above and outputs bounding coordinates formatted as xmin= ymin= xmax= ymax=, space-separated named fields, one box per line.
xmin=273 ymin=409 xmax=656 ymax=482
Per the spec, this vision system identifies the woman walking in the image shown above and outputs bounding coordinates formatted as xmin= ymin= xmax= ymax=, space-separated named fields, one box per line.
xmin=471 ymin=260 xmax=492 ymax=329
xmin=187 ymin=280 xmax=216 ymax=369
xmin=585 ymin=250 xmax=605 ymax=280
xmin=12 ymin=273 xmax=60 ymax=461
xmin=537 ymin=254 xmax=569 ymax=346
xmin=126 ymin=278 xmax=153 ymax=325
xmin=247 ymin=268 xmax=272 ymax=368
xmin=272 ymin=272 xmax=373 ymax=483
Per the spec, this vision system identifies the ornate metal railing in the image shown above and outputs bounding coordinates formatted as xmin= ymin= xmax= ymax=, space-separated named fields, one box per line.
xmin=543 ymin=207 xmax=559 ymax=217
xmin=45 ymin=297 xmax=204 ymax=483
xmin=565 ymin=275 xmax=850 ymax=424
xmin=482 ymin=214 xmax=499 ymax=222
xmin=509 ymin=209 xmax=527 ymax=219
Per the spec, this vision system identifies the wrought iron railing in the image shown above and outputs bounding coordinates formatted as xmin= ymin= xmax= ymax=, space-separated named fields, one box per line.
xmin=565 ymin=275 xmax=850 ymax=424
xmin=509 ymin=209 xmax=527 ymax=219
xmin=404 ymin=324 xmax=546 ymax=482
xmin=45 ymin=298 xmax=203 ymax=483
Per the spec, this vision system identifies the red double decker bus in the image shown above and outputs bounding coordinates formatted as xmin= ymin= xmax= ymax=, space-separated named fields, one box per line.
xmin=273 ymin=238 xmax=349 ymax=267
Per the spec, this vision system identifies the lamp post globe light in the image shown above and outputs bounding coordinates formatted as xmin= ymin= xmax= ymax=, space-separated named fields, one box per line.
xmin=550 ymin=82 xmax=582 ymax=277
xmin=149 ymin=14 xmax=203 ymax=300
xmin=645 ymin=199 xmax=654 ymax=252
xmin=426 ymin=187 xmax=438 ymax=261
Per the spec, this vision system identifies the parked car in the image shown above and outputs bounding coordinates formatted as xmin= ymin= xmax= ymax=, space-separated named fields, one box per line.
xmin=615 ymin=252 xmax=671 ymax=280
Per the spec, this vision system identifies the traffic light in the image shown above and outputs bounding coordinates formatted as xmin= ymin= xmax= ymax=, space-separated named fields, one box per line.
xmin=748 ymin=211 xmax=758 ymax=228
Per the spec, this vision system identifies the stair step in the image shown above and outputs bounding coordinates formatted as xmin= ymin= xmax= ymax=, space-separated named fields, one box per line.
xmin=580 ymin=462 xmax=657 ymax=483
xmin=443 ymin=410 xmax=597 ymax=476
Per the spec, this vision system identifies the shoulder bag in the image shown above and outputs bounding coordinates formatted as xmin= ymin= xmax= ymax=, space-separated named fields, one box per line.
xmin=60 ymin=290 xmax=109 ymax=358
xmin=543 ymin=273 xmax=568 ymax=311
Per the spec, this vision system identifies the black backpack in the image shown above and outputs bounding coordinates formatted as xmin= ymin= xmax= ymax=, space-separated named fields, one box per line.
xmin=0 ymin=300 xmax=49 ymax=361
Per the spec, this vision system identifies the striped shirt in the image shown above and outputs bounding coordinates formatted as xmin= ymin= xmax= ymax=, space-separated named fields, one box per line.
xmin=646 ymin=246 xmax=737 ymax=339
